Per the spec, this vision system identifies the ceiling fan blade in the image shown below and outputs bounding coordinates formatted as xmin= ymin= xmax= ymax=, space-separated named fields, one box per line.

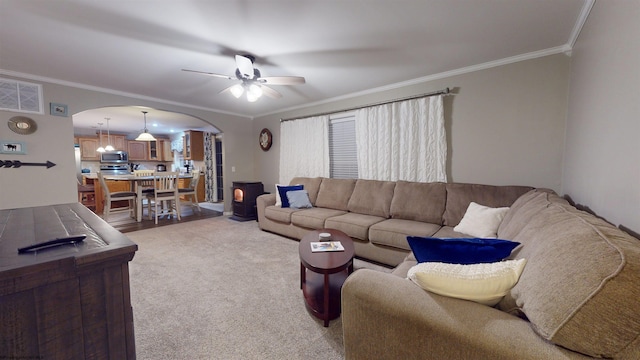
xmin=182 ymin=68 xmax=232 ymax=80
xmin=258 ymin=76 xmax=306 ymax=85
xmin=235 ymin=55 xmax=255 ymax=79
xmin=218 ymin=84 xmax=236 ymax=94
xmin=260 ymin=85 xmax=283 ymax=99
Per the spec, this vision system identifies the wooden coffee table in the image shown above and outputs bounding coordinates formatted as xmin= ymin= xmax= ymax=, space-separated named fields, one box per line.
xmin=299 ymin=228 xmax=355 ymax=327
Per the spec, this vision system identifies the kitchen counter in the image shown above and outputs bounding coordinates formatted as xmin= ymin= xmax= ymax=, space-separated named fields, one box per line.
xmin=83 ymin=173 xmax=200 ymax=215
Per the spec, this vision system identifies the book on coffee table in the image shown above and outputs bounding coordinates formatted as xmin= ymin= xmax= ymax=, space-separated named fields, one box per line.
xmin=310 ymin=241 xmax=345 ymax=252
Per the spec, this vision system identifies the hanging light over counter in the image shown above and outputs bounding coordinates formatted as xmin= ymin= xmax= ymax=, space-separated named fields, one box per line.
xmin=135 ymin=111 xmax=156 ymax=141
xmin=104 ymin=117 xmax=114 ymax=151
xmin=96 ymin=122 xmax=106 ymax=153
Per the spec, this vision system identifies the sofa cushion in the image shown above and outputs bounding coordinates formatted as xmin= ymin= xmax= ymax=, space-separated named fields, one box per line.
xmin=264 ymin=205 xmax=302 ymax=224
xmin=315 ymin=178 xmax=356 ymax=211
xmin=408 ymin=259 xmax=527 ymax=306
xmin=347 ymin=179 xmax=395 ymax=218
xmin=390 ymin=181 xmax=446 ymax=223
xmin=443 ymin=183 xmax=533 ymax=227
xmin=289 ymin=177 xmax=323 ymax=204
xmin=287 ymin=190 xmax=313 ymax=209
xmin=290 ymin=208 xmax=347 ymax=229
xmin=497 ymin=189 xmax=567 ymax=240
xmin=431 ymin=226 xmax=468 ymax=239
xmin=325 ymin=213 xmax=386 ymax=241
xmin=498 ymin=200 xmax=640 ymax=358
xmin=369 ymin=219 xmax=441 ymax=251
xmin=406 ymin=236 xmax=520 ymax=264
xmin=453 ymin=202 xmax=510 ymax=238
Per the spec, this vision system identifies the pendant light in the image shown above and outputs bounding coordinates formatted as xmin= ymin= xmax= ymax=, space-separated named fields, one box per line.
xmin=96 ymin=122 xmax=106 ymax=153
xmin=135 ymin=111 xmax=156 ymax=141
xmin=104 ymin=117 xmax=114 ymax=151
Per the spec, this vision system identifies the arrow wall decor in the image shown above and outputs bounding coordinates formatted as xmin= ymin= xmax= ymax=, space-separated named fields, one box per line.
xmin=0 ymin=160 xmax=56 ymax=169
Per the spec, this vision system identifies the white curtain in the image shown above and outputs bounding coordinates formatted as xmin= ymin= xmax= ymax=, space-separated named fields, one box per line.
xmin=355 ymin=95 xmax=447 ymax=182
xmin=279 ymin=116 xmax=330 ymax=184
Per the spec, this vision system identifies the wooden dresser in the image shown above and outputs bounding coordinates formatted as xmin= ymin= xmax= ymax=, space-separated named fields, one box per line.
xmin=0 ymin=203 xmax=138 ymax=359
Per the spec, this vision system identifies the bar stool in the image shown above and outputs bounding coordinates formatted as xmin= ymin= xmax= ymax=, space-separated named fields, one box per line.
xmin=178 ymin=171 xmax=201 ymax=213
xmin=77 ymin=178 xmax=96 ymax=211
xmin=97 ymin=172 xmax=137 ymax=222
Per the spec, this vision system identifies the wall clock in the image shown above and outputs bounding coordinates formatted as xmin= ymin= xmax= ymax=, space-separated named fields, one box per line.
xmin=259 ymin=128 xmax=272 ymax=151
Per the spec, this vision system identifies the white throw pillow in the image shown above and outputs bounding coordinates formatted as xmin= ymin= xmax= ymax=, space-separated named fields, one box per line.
xmin=274 ymin=184 xmax=285 ymax=207
xmin=454 ymin=202 xmax=510 ymax=238
xmin=407 ymin=259 xmax=527 ymax=306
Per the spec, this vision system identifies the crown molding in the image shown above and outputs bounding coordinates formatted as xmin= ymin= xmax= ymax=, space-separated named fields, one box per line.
xmin=257 ymin=45 xmax=570 ymax=119
xmin=568 ymin=0 xmax=596 ymax=49
xmin=0 ymin=69 xmax=251 ymax=119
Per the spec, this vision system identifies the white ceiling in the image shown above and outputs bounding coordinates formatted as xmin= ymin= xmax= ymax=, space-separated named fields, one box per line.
xmin=0 ymin=0 xmax=590 ymax=134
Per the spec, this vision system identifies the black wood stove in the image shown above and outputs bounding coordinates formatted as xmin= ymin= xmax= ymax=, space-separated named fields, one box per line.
xmin=231 ymin=181 xmax=264 ymax=221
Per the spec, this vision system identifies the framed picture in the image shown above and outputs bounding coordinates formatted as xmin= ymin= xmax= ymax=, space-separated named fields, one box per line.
xmin=0 ymin=141 xmax=27 ymax=155
xmin=50 ymin=102 xmax=68 ymax=117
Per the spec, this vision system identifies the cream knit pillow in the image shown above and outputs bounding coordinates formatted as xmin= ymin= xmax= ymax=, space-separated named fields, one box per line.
xmin=407 ymin=259 xmax=527 ymax=306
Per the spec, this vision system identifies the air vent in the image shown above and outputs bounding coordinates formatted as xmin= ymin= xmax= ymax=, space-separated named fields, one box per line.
xmin=0 ymin=78 xmax=43 ymax=114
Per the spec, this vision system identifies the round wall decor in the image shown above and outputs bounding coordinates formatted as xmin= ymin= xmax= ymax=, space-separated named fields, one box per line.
xmin=8 ymin=116 xmax=38 ymax=135
xmin=259 ymin=128 xmax=272 ymax=151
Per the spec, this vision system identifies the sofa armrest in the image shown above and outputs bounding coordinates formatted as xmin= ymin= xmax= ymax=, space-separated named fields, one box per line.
xmin=257 ymin=193 xmax=276 ymax=208
xmin=257 ymin=193 xmax=276 ymax=223
xmin=341 ymin=269 xmax=589 ymax=360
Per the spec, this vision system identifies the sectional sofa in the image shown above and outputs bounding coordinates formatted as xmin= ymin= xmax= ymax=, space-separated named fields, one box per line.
xmin=258 ymin=177 xmax=534 ymax=266
xmin=256 ymin=177 xmax=640 ymax=359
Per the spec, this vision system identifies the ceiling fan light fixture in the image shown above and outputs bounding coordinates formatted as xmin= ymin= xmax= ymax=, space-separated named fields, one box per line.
xmin=135 ymin=111 xmax=156 ymax=141
xmin=246 ymin=91 xmax=259 ymax=102
xmin=230 ymin=84 xmax=244 ymax=98
xmin=249 ymin=84 xmax=263 ymax=98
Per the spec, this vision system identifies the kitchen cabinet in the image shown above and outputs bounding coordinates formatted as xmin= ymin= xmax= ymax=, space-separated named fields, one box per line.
xmin=100 ymin=134 xmax=126 ymax=151
xmin=148 ymin=139 xmax=160 ymax=160
xmin=127 ymin=141 xmax=147 ymax=160
xmin=183 ymin=130 xmax=204 ymax=161
xmin=78 ymin=137 xmax=100 ymax=160
xmin=148 ymin=138 xmax=172 ymax=161
xmin=163 ymin=140 xmax=174 ymax=161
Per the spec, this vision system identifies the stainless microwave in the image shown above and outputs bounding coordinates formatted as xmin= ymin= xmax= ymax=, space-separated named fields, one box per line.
xmin=100 ymin=151 xmax=129 ymax=163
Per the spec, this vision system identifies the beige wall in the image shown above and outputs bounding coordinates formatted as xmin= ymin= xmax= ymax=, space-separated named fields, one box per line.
xmin=253 ymin=54 xmax=571 ymax=195
xmin=563 ymin=1 xmax=640 ymax=234
xmin=0 ymin=76 xmax=254 ymax=212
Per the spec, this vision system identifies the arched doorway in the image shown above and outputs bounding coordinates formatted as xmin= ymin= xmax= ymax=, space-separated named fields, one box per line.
xmin=73 ymin=106 xmax=224 ymax=207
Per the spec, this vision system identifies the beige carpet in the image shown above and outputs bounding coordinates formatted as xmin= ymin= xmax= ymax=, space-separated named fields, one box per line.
xmin=126 ymin=216 xmax=391 ymax=360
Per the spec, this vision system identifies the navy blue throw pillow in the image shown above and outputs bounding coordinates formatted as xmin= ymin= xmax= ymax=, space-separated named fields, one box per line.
xmin=277 ymin=184 xmax=304 ymax=208
xmin=406 ymin=236 xmax=520 ymax=264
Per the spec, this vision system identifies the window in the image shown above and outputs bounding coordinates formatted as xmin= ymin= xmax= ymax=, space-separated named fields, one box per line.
xmin=0 ymin=78 xmax=43 ymax=114
xmin=329 ymin=112 xmax=358 ymax=179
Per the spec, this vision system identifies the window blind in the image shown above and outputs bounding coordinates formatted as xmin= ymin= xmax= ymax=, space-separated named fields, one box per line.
xmin=329 ymin=113 xmax=358 ymax=179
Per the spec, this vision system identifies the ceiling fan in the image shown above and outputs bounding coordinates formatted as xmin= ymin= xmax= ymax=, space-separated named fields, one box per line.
xmin=182 ymin=55 xmax=305 ymax=102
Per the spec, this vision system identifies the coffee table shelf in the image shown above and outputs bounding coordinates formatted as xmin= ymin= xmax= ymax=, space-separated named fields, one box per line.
xmin=299 ymin=229 xmax=354 ymax=327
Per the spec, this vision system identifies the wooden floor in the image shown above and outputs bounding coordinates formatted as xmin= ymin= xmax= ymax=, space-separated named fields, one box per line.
xmin=102 ymin=204 xmax=223 ymax=233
